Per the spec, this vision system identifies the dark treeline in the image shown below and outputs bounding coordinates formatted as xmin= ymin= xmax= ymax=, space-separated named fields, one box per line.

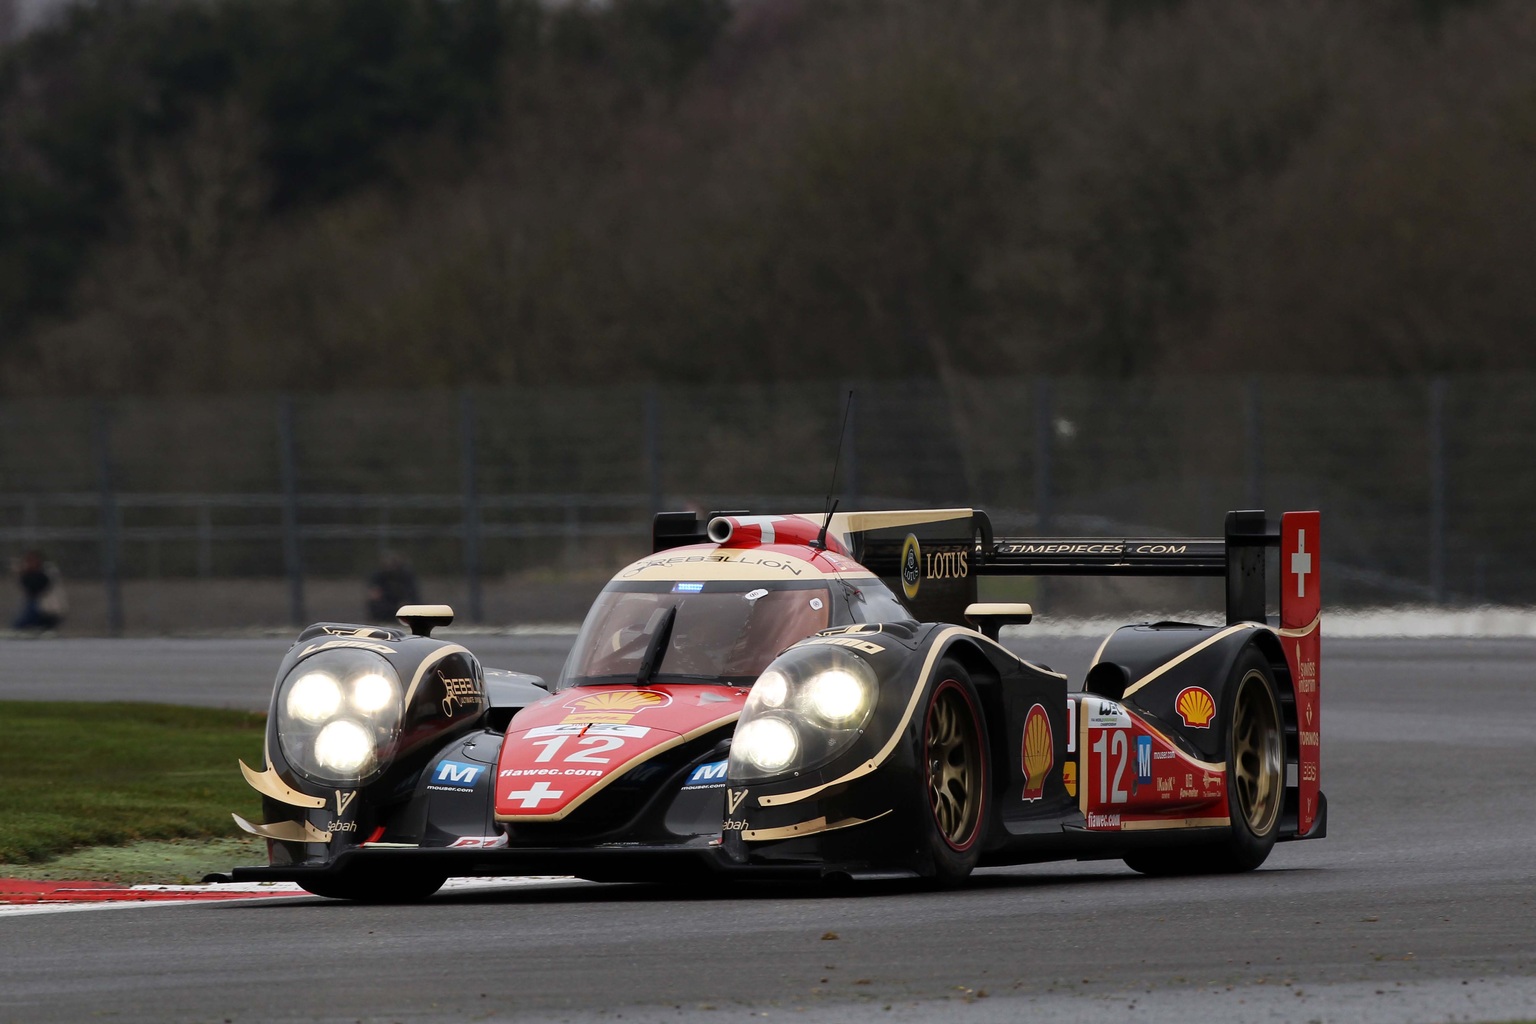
xmin=0 ymin=0 xmax=1531 ymax=395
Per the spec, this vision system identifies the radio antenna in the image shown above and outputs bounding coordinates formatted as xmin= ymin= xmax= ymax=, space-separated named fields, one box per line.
xmin=814 ymin=390 xmax=854 ymax=551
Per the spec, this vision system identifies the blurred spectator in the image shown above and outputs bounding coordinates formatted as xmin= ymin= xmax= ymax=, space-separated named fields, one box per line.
xmin=12 ymin=550 xmax=66 ymax=632
xmin=366 ymin=552 xmax=419 ymax=622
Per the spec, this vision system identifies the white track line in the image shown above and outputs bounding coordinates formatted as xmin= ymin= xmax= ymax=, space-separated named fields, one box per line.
xmin=0 ymin=875 xmax=583 ymax=918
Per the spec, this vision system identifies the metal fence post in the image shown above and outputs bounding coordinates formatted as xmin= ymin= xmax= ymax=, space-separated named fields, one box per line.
xmin=839 ymin=386 xmax=859 ymax=509
xmin=93 ymin=400 xmax=123 ymax=636
xmin=1429 ymin=377 xmax=1448 ymax=604
xmin=1244 ymin=377 xmax=1264 ymax=510
xmin=645 ymin=386 xmax=662 ymax=516
xmin=1033 ymin=377 xmax=1054 ymax=534
xmin=460 ymin=388 xmax=483 ymax=624
xmin=196 ymin=503 xmax=213 ymax=577
xmin=277 ymin=394 xmax=306 ymax=627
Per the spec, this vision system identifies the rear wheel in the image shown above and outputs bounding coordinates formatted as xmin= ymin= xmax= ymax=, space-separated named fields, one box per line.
xmin=300 ymin=870 xmax=446 ymax=903
xmin=920 ymin=660 xmax=989 ymax=884
xmin=1125 ymin=647 xmax=1284 ymax=876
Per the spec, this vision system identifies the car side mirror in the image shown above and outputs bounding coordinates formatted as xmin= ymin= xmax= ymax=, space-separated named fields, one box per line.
xmin=397 ymin=604 xmax=455 ymax=637
xmin=963 ymin=602 xmax=1033 ymax=641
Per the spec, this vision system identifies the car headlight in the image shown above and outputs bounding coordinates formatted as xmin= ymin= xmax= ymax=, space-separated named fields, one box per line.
xmin=728 ymin=643 xmax=877 ymax=782
xmin=275 ymin=649 xmax=402 ymax=785
xmin=734 ymin=717 xmax=800 ymax=774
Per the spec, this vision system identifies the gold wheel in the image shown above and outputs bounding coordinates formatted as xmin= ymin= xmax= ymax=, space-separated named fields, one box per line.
xmin=1231 ymin=668 xmax=1283 ymax=837
xmin=925 ymin=680 xmax=984 ymax=850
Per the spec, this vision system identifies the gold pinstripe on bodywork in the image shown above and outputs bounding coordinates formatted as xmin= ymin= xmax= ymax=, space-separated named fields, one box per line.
xmin=741 ymin=809 xmax=893 ymax=842
xmin=1278 ymin=611 xmax=1321 ymax=638
xmin=1120 ymin=816 xmax=1230 ymax=830
xmin=401 ymin=643 xmax=475 ymax=709
xmin=1118 ymin=623 xmax=1262 ymax=700
xmin=1088 ymin=631 xmax=1115 ymax=670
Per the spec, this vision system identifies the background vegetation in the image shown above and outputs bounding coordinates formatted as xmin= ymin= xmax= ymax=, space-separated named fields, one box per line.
xmin=1 ymin=0 xmax=1533 ymax=396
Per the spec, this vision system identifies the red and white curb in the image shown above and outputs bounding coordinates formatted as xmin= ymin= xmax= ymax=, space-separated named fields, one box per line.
xmin=0 ymin=879 xmax=307 ymax=916
xmin=0 ymin=875 xmax=580 ymax=916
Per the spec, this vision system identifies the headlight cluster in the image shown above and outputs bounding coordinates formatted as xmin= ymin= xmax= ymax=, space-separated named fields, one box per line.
xmin=276 ymin=649 xmax=403 ymax=784
xmin=729 ymin=643 xmax=878 ymax=782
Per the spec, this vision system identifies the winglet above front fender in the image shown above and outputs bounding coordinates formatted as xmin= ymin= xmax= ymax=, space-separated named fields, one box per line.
xmin=232 ymin=812 xmax=331 ymax=844
xmin=239 ymin=759 xmax=326 ymax=809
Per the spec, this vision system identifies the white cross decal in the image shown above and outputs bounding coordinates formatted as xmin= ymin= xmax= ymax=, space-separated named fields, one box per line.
xmin=505 ymin=781 xmax=565 ymax=808
xmin=1291 ymin=528 xmax=1313 ymax=598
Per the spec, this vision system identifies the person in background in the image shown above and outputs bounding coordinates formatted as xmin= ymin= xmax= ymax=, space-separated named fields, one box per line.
xmin=366 ymin=551 xmax=420 ymax=622
xmin=13 ymin=550 xmax=66 ymax=631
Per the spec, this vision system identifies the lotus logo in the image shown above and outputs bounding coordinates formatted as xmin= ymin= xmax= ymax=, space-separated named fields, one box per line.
xmin=1175 ymin=687 xmax=1215 ymax=729
xmin=901 ymin=534 xmax=921 ymax=600
xmin=1020 ymin=703 xmax=1053 ymax=801
xmin=562 ymin=688 xmax=672 ymax=724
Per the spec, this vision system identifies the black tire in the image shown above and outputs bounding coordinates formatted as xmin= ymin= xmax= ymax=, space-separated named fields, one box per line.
xmin=920 ymin=659 xmax=990 ymax=884
xmin=300 ymin=870 xmax=446 ymax=903
xmin=1124 ymin=647 xmax=1284 ymax=876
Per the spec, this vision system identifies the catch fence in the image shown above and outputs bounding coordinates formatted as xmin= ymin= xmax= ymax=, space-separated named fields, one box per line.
xmin=0 ymin=375 xmax=1527 ymax=633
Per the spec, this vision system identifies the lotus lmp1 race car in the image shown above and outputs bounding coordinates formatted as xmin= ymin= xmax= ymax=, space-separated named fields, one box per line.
xmin=225 ymin=508 xmax=1325 ymax=900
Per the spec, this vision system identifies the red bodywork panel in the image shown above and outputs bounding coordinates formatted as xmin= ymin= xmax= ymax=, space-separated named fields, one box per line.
xmin=1281 ymin=510 xmax=1321 ymax=836
xmin=1078 ymin=696 xmax=1228 ymax=832
xmin=493 ymin=684 xmax=748 ymax=822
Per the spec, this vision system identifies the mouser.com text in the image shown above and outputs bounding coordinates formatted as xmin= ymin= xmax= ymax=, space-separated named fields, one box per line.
xmin=994 ymin=542 xmax=1190 ymax=556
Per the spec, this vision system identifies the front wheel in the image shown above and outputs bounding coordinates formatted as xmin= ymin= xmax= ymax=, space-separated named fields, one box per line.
xmin=919 ymin=659 xmax=990 ymax=884
xmin=1125 ymin=647 xmax=1284 ymax=876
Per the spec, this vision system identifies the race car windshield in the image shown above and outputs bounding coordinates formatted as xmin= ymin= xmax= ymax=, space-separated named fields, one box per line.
xmin=559 ymin=583 xmax=832 ymax=688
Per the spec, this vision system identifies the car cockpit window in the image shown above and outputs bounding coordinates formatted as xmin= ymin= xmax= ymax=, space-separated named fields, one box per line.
xmin=843 ymin=579 xmax=915 ymax=625
xmin=560 ymin=582 xmax=832 ymax=688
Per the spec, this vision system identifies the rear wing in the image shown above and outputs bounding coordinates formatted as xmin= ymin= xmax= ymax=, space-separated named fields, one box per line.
xmin=654 ymin=506 xmax=1318 ymax=630
xmin=816 ymin=507 xmax=1316 ymax=631
xmin=976 ymin=509 xmax=1317 ymax=629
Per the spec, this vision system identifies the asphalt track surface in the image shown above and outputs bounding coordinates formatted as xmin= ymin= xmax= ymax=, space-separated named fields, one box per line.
xmin=1 ymin=633 xmax=1534 ymax=1023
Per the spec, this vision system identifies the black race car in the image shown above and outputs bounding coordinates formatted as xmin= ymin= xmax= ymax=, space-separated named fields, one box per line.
xmin=225 ymin=507 xmax=1324 ymax=899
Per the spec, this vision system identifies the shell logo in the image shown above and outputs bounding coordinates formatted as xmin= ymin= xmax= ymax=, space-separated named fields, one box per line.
xmin=1020 ymin=703 xmax=1053 ymax=801
xmin=562 ymin=688 xmax=671 ymax=724
xmin=1175 ymin=687 xmax=1216 ymax=729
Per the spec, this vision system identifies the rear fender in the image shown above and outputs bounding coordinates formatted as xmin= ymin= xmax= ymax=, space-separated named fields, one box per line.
xmin=1093 ymin=623 xmax=1270 ymax=765
xmin=1094 ymin=623 xmax=1303 ymax=835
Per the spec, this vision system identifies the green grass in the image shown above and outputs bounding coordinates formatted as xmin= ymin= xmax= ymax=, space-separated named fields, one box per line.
xmin=0 ymin=702 xmax=265 ymax=865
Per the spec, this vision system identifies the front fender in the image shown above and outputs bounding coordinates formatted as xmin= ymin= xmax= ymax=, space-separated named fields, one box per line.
xmin=241 ymin=621 xmax=499 ymax=868
xmin=721 ymin=621 xmax=1004 ymax=875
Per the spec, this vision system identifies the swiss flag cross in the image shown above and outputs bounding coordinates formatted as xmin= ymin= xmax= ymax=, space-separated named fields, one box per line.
xmin=1281 ymin=511 xmax=1321 ymax=630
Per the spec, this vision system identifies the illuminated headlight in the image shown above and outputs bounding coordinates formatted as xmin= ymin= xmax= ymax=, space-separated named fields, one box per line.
xmin=286 ymin=672 xmax=342 ymax=723
xmin=734 ymin=717 xmax=799 ymax=773
xmin=729 ymin=643 xmax=878 ymax=782
xmin=275 ymin=649 xmax=402 ymax=784
xmin=350 ymin=672 xmax=396 ymax=714
xmin=804 ymin=668 xmax=869 ymax=726
xmin=315 ymin=720 xmax=376 ymax=775
xmin=753 ymin=669 xmax=789 ymax=709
